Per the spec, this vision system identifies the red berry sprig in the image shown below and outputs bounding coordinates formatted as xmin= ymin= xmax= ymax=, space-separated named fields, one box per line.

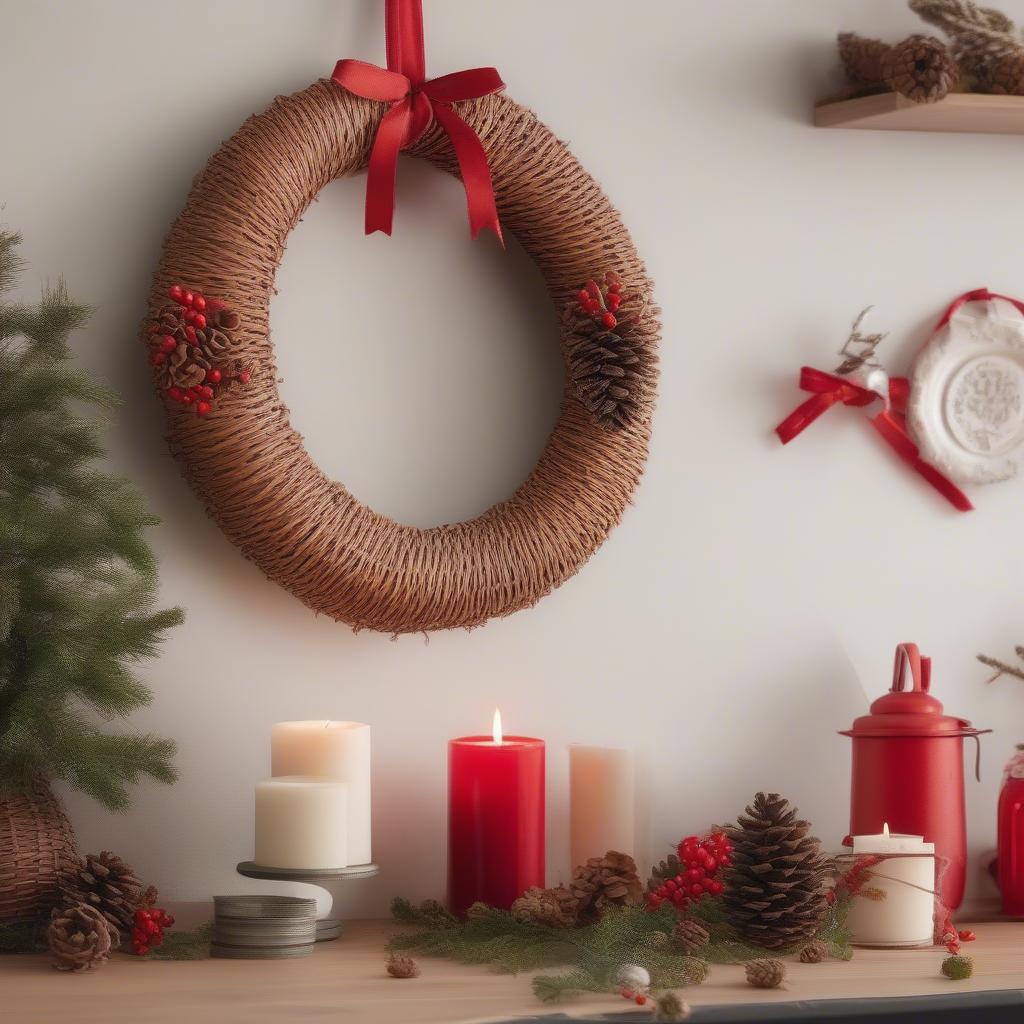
xmin=130 ymin=906 xmax=175 ymax=956
xmin=571 ymin=271 xmax=642 ymax=334
xmin=646 ymin=831 xmax=732 ymax=913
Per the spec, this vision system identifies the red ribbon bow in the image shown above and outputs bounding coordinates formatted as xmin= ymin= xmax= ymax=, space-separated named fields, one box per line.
xmin=776 ymin=367 xmax=973 ymax=512
xmin=935 ymin=287 xmax=1024 ymax=329
xmin=332 ymin=0 xmax=504 ymax=241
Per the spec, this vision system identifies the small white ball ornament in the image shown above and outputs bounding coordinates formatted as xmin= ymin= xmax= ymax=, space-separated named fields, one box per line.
xmin=613 ymin=963 xmax=651 ymax=992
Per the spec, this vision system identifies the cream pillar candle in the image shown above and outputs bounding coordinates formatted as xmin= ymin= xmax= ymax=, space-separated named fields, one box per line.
xmin=254 ymin=777 xmax=349 ymax=869
xmin=271 ymin=721 xmax=372 ymax=864
xmin=846 ymin=823 xmax=935 ymax=948
xmin=569 ymin=745 xmax=635 ymax=868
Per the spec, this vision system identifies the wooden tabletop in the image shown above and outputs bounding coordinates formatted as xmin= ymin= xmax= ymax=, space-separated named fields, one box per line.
xmin=2 ymin=907 xmax=1023 ymax=1024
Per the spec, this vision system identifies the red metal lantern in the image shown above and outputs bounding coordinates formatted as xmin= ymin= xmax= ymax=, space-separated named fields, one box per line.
xmin=840 ymin=643 xmax=988 ymax=910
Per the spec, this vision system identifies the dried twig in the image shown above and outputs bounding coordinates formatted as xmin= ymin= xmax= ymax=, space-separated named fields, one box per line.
xmin=977 ymin=646 xmax=1024 ymax=683
xmin=835 ymin=307 xmax=888 ymax=376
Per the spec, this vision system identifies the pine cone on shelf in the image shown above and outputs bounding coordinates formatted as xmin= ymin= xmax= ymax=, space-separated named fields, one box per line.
xmin=570 ymin=851 xmax=643 ymax=922
xmin=671 ymin=919 xmax=711 ymax=955
xmin=510 ymin=885 xmax=579 ymax=928
xmin=746 ymin=958 xmax=786 ymax=989
xmin=722 ymin=793 xmax=828 ymax=951
xmin=988 ymin=52 xmax=1024 ymax=94
xmin=838 ymin=31 xmax=959 ymax=102
xmin=48 ymin=903 xmax=118 ymax=972
xmin=60 ymin=851 xmax=148 ymax=936
xmin=799 ymin=940 xmax=829 ymax=963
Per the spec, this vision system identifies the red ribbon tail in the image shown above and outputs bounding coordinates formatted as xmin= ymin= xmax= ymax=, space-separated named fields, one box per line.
xmin=871 ymin=411 xmax=974 ymax=512
xmin=364 ymin=100 xmax=412 ymax=236
xmin=430 ymin=102 xmax=503 ymax=244
xmin=775 ymin=392 xmax=840 ymax=444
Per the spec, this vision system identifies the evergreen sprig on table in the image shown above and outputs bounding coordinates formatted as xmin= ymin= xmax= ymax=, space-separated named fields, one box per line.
xmin=389 ymin=894 xmax=853 ymax=1003
xmin=0 ymin=231 xmax=183 ymax=811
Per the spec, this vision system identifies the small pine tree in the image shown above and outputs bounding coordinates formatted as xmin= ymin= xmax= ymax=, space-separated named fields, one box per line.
xmin=0 ymin=231 xmax=183 ymax=811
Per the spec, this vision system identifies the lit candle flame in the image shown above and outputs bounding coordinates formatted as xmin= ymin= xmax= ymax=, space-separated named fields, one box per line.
xmin=492 ymin=708 xmax=503 ymax=745
xmin=883 ymin=822 xmax=890 ymax=838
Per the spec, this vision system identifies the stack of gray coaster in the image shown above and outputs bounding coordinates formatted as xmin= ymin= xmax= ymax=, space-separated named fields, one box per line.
xmin=211 ymin=895 xmax=318 ymax=959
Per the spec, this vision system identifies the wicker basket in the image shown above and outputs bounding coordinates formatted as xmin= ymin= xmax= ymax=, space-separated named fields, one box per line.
xmin=0 ymin=778 xmax=79 ymax=924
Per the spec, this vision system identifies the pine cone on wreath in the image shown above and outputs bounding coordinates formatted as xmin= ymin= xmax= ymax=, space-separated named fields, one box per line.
xmin=745 ymin=958 xmax=786 ymax=989
xmin=562 ymin=272 xmax=657 ymax=432
xmin=570 ymin=851 xmax=643 ymax=921
xmin=671 ymin=918 xmax=711 ymax=955
xmin=48 ymin=903 xmax=118 ymax=972
xmin=722 ymin=793 xmax=828 ymax=951
xmin=60 ymin=851 xmax=148 ymax=937
xmin=510 ymin=885 xmax=580 ymax=928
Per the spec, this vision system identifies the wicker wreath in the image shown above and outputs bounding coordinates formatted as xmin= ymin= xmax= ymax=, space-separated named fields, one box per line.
xmin=144 ymin=81 xmax=659 ymax=634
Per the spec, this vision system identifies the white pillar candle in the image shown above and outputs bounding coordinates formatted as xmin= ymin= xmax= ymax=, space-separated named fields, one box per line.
xmin=846 ymin=823 xmax=935 ymax=947
xmin=254 ymin=777 xmax=349 ymax=870
xmin=271 ymin=721 xmax=372 ymax=865
xmin=569 ymin=745 xmax=635 ymax=868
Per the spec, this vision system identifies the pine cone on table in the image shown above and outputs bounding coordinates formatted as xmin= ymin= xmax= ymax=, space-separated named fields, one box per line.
xmin=722 ymin=793 xmax=828 ymax=951
xmin=570 ymin=851 xmax=643 ymax=922
xmin=510 ymin=885 xmax=580 ymax=928
xmin=746 ymin=958 xmax=786 ymax=989
xmin=671 ymin=919 xmax=710 ymax=955
xmin=799 ymin=939 xmax=829 ymax=963
xmin=386 ymin=953 xmax=421 ymax=978
xmin=647 ymin=852 xmax=684 ymax=894
xmin=48 ymin=903 xmax=118 ymax=972
xmin=60 ymin=851 xmax=148 ymax=936
xmin=987 ymin=52 xmax=1024 ymax=94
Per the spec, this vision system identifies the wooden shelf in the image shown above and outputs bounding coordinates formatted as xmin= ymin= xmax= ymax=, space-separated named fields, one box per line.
xmin=815 ymin=91 xmax=1024 ymax=134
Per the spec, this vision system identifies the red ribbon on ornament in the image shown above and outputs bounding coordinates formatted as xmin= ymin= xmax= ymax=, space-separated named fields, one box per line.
xmin=331 ymin=0 xmax=504 ymax=241
xmin=776 ymin=367 xmax=973 ymax=512
xmin=935 ymin=287 xmax=1024 ymax=329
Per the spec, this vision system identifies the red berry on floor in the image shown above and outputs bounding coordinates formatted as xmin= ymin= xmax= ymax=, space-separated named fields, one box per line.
xmin=620 ymin=989 xmax=632 ymax=999
xmin=601 ymin=312 xmax=617 ymax=329
xmin=182 ymin=291 xmax=194 ymax=306
xmin=206 ymin=368 xmax=222 ymax=384
xmin=193 ymin=313 xmax=207 ymax=330
xmin=149 ymin=351 xmax=166 ymax=366
xmin=192 ymin=294 xmax=206 ymax=312
xmin=169 ymin=285 xmax=184 ymax=303
xmin=238 ymin=370 xmax=251 ymax=384
xmin=635 ymin=995 xmax=647 ymax=1006
xmin=196 ymin=400 xmax=212 ymax=416
xmin=958 ymin=930 xmax=976 ymax=942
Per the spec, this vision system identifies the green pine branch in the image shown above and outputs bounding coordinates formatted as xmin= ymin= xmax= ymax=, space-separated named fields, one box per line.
xmin=0 ymin=230 xmax=182 ymax=811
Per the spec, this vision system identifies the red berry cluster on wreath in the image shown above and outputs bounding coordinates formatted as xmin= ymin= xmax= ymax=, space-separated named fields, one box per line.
xmin=131 ymin=906 xmax=175 ymax=956
xmin=647 ymin=831 xmax=732 ymax=912
xmin=573 ymin=271 xmax=628 ymax=331
xmin=146 ymin=284 xmax=251 ymax=417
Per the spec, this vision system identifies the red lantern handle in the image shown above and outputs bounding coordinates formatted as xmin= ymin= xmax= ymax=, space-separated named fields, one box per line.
xmin=892 ymin=642 xmax=930 ymax=694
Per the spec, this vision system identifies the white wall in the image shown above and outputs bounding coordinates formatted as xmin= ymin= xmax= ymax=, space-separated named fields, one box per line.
xmin=2 ymin=0 xmax=1023 ymax=916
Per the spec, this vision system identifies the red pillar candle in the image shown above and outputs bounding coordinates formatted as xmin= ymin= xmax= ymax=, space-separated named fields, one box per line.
xmin=447 ymin=711 xmax=545 ymax=917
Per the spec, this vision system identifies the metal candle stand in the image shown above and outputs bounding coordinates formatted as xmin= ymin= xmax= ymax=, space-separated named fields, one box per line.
xmin=236 ymin=861 xmax=380 ymax=941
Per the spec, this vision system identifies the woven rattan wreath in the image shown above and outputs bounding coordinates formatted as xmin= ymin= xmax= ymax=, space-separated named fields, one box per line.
xmin=144 ymin=80 xmax=659 ymax=634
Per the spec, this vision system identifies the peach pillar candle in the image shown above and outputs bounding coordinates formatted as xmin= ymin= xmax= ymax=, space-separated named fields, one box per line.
xmin=569 ymin=744 xmax=635 ymax=868
xmin=271 ymin=721 xmax=371 ymax=865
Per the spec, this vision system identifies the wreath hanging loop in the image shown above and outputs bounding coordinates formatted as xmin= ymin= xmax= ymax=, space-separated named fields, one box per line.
xmin=143 ymin=4 xmax=659 ymax=634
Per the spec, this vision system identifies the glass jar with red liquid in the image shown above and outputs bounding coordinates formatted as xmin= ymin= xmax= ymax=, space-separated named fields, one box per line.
xmin=998 ymin=744 xmax=1024 ymax=916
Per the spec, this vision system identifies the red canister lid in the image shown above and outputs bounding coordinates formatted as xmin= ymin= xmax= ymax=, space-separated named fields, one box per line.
xmin=840 ymin=642 xmax=978 ymax=738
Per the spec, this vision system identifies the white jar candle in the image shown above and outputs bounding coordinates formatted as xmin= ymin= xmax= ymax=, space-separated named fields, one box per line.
xmin=846 ymin=823 xmax=935 ymax=947
xmin=271 ymin=721 xmax=371 ymax=865
xmin=254 ymin=777 xmax=349 ymax=870
xmin=569 ymin=745 xmax=635 ymax=868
